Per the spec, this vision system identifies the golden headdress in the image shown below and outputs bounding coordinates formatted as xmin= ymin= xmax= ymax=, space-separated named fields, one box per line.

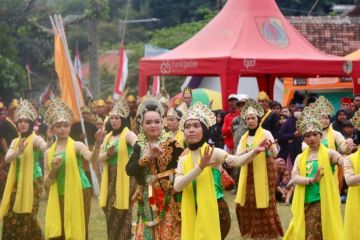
xmin=8 ymin=99 xmax=19 ymax=110
xmin=180 ymin=102 xmax=216 ymax=130
xmin=312 ymin=96 xmax=334 ymax=117
xmin=126 ymin=94 xmax=136 ymax=103
xmin=106 ymin=95 xmax=113 ymax=103
xmin=352 ymin=109 xmax=360 ymax=130
xmin=110 ymin=97 xmax=129 ymax=118
xmin=158 ymin=87 xmax=170 ymax=107
xmin=241 ymin=99 xmax=264 ymax=119
xmin=14 ymin=100 xmax=38 ymax=122
xmin=44 ymin=98 xmax=73 ymax=126
xmin=81 ymin=106 xmax=92 ymax=114
xmin=136 ymin=92 xmax=164 ymax=124
xmin=167 ymin=108 xmax=182 ymax=120
xmin=183 ymin=87 xmax=192 ymax=96
xmin=96 ymin=99 xmax=106 ymax=107
xmin=296 ymin=106 xmax=322 ymax=135
xmin=257 ymin=91 xmax=270 ymax=102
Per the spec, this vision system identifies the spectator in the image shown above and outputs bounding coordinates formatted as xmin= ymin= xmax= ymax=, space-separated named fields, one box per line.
xmin=340 ymin=97 xmax=352 ymax=113
xmin=209 ymin=110 xmax=225 ymax=149
xmin=276 ymin=170 xmax=294 ymax=205
xmin=280 ymin=107 xmax=291 ymax=118
xmin=341 ymin=120 xmax=355 ymax=140
xmin=277 ymin=104 xmax=303 ymax=170
xmin=353 ymin=94 xmax=360 ymax=112
xmin=332 ymin=109 xmax=350 ymax=133
xmin=222 ymin=94 xmax=240 ymax=153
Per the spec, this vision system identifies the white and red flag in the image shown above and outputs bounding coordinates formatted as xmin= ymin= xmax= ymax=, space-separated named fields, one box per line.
xmin=152 ymin=76 xmax=160 ymax=96
xmin=73 ymin=44 xmax=83 ymax=88
xmin=114 ymin=44 xmax=128 ymax=96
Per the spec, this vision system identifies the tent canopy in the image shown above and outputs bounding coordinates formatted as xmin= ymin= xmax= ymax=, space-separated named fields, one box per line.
xmin=139 ymin=0 xmax=360 ymax=109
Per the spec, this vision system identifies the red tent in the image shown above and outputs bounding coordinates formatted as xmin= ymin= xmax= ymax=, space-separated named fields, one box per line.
xmin=138 ymin=0 xmax=360 ymax=109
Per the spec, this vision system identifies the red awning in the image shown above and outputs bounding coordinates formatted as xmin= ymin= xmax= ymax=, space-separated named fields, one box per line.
xmin=139 ymin=0 xmax=360 ymax=109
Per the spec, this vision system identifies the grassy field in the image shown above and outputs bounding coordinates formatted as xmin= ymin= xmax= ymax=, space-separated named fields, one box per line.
xmin=0 ymin=191 xmax=345 ymax=239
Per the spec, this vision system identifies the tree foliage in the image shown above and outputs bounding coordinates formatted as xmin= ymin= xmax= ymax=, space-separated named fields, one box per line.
xmin=0 ymin=0 xmax=357 ymax=102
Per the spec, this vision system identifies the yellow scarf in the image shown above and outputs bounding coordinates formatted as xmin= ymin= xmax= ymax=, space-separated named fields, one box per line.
xmin=235 ymin=127 xmax=269 ymax=208
xmin=344 ymin=149 xmax=360 ymax=240
xmin=175 ymin=130 xmax=184 ymax=148
xmin=99 ymin=127 xmax=130 ymax=209
xmin=260 ymin=109 xmax=271 ymax=126
xmin=284 ymin=145 xmax=343 ymax=240
xmin=0 ymin=133 xmax=35 ymax=218
xmin=325 ymin=125 xmax=341 ymax=190
xmin=181 ymin=143 xmax=221 ymax=240
xmin=45 ymin=138 xmax=85 ymax=240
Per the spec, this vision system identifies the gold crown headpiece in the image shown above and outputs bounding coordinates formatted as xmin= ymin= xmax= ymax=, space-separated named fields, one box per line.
xmin=296 ymin=107 xmax=322 ymax=135
xmin=167 ymin=108 xmax=182 ymax=120
xmin=257 ymin=91 xmax=270 ymax=101
xmin=8 ymin=99 xmax=19 ymax=110
xmin=14 ymin=100 xmax=38 ymax=122
xmin=241 ymin=99 xmax=264 ymax=119
xmin=183 ymin=87 xmax=192 ymax=96
xmin=312 ymin=96 xmax=334 ymax=117
xmin=106 ymin=95 xmax=113 ymax=103
xmin=44 ymin=98 xmax=73 ymax=126
xmin=180 ymin=102 xmax=216 ymax=130
xmin=352 ymin=110 xmax=360 ymax=130
xmin=110 ymin=97 xmax=129 ymax=118
xmin=136 ymin=92 xmax=164 ymax=124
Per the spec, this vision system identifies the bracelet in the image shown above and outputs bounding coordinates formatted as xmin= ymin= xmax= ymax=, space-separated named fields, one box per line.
xmin=308 ymin=178 xmax=312 ymax=185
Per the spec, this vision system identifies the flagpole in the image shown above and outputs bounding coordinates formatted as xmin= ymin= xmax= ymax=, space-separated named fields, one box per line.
xmin=50 ymin=15 xmax=100 ymax=196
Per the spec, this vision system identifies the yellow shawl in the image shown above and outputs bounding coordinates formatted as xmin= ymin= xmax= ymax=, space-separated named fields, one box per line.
xmin=175 ymin=130 xmax=184 ymax=148
xmin=235 ymin=127 xmax=269 ymax=208
xmin=344 ymin=149 xmax=360 ymax=240
xmin=0 ymin=133 xmax=35 ymax=218
xmin=45 ymin=138 xmax=85 ymax=240
xmin=325 ymin=125 xmax=341 ymax=190
xmin=99 ymin=127 xmax=130 ymax=209
xmin=181 ymin=143 xmax=221 ymax=240
xmin=284 ymin=145 xmax=343 ymax=240
xmin=260 ymin=109 xmax=271 ymax=126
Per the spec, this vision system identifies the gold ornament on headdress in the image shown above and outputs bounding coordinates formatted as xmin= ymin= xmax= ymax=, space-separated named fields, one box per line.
xmin=126 ymin=94 xmax=136 ymax=103
xmin=180 ymin=102 xmax=216 ymax=130
xmin=352 ymin=110 xmax=360 ymax=130
xmin=110 ymin=97 xmax=129 ymax=118
xmin=136 ymin=92 xmax=164 ymax=125
xmin=106 ymin=95 xmax=113 ymax=103
xmin=312 ymin=96 xmax=334 ymax=117
xmin=296 ymin=107 xmax=322 ymax=135
xmin=183 ymin=87 xmax=192 ymax=96
xmin=14 ymin=100 xmax=38 ymax=122
xmin=241 ymin=99 xmax=264 ymax=119
xmin=257 ymin=91 xmax=270 ymax=101
xmin=158 ymin=87 xmax=170 ymax=107
xmin=96 ymin=99 xmax=106 ymax=107
xmin=8 ymin=99 xmax=19 ymax=110
xmin=44 ymin=98 xmax=73 ymax=126
xmin=81 ymin=106 xmax=91 ymax=114
xmin=167 ymin=108 xmax=181 ymax=120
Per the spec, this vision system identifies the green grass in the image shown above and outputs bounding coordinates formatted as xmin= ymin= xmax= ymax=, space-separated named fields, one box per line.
xmin=0 ymin=191 xmax=345 ymax=239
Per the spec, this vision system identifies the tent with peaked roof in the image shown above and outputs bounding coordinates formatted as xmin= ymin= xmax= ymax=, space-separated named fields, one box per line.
xmin=347 ymin=49 xmax=360 ymax=60
xmin=138 ymin=0 xmax=360 ymax=109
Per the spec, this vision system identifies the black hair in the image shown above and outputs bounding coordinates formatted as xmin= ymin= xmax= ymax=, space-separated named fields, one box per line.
xmin=271 ymin=101 xmax=282 ymax=109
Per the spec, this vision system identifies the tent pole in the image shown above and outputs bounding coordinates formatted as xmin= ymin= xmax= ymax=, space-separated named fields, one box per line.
xmin=220 ymin=73 xmax=239 ymax=110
